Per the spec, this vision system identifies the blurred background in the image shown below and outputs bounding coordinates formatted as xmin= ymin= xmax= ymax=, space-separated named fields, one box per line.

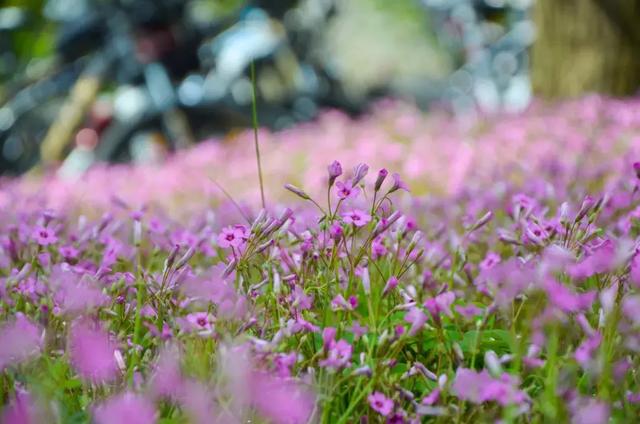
xmin=0 ymin=0 xmax=638 ymax=175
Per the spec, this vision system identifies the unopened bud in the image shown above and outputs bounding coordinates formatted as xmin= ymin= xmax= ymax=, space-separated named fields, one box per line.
xmin=575 ymin=195 xmax=594 ymax=223
xmin=352 ymin=163 xmax=369 ymax=186
xmin=284 ymin=184 xmax=310 ymax=200
xmin=467 ymin=211 xmax=493 ymax=233
xmin=163 ymin=244 xmax=180 ymax=273
xmin=374 ymin=168 xmax=388 ymax=192
xmin=174 ymin=246 xmax=195 ymax=270
xmin=328 ymin=160 xmax=343 ymax=187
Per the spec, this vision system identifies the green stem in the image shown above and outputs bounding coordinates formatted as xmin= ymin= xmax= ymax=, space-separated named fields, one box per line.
xmin=250 ymin=61 xmax=266 ymax=209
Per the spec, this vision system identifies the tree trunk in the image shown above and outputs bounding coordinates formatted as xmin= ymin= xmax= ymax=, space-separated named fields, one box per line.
xmin=531 ymin=0 xmax=640 ymax=98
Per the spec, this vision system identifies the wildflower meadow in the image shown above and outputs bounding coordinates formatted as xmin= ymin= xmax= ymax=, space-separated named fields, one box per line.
xmin=2 ymin=95 xmax=640 ymax=423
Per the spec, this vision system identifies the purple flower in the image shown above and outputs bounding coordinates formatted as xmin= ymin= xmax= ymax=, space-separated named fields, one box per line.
xmin=319 ymin=339 xmax=352 ymax=370
xmin=322 ymin=327 xmax=337 ymax=350
xmin=479 ymin=252 xmax=501 ymax=271
xmin=544 ymin=279 xmax=595 ymax=313
xmin=93 ymin=392 xmax=156 ymax=424
xmin=404 ymin=307 xmax=427 ymax=336
xmin=290 ymin=286 xmax=313 ymax=310
xmin=0 ymin=313 xmax=42 ymax=369
xmin=452 ymin=368 xmax=527 ymax=406
xmin=217 ymin=225 xmax=246 ymax=248
xmin=349 ymin=321 xmax=368 ymax=339
xmin=570 ymin=398 xmax=609 ymax=424
xmin=574 ymin=332 xmax=602 ymax=368
xmin=335 ymin=180 xmax=361 ymax=200
xmin=371 ymin=237 xmax=387 ymax=259
xmin=32 ymin=226 xmax=57 ymax=246
xmin=249 ymin=372 xmax=315 ymax=424
xmin=329 ymin=223 xmax=343 ymax=241
xmin=149 ymin=347 xmax=184 ymax=400
xmin=424 ymin=291 xmax=456 ymax=320
xmin=68 ymin=320 xmax=118 ymax=384
xmin=185 ymin=312 xmax=214 ymax=336
xmin=368 ymin=392 xmax=393 ymax=417
xmin=331 ymin=294 xmax=354 ymax=311
xmin=342 ymin=210 xmax=371 ymax=227
xmin=455 ymin=304 xmax=483 ymax=320
xmin=59 ymin=245 xmax=79 ymax=261
xmin=1 ymin=390 xmax=45 ymax=424
xmin=622 ymin=295 xmax=640 ymax=325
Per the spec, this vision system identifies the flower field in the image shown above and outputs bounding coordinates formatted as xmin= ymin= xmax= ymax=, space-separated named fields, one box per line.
xmin=1 ymin=95 xmax=640 ymax=423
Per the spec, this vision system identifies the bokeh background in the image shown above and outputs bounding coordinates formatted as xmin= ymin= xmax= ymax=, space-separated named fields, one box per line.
xmin=0 ymin=0 xmax=638 ymax=177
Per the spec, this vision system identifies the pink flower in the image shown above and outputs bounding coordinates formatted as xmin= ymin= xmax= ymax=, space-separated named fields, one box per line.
xmin=424 ymin=291 xmax=456 ymax=320
xmin=59 ymin=245 xmax=79 ymax=260
xmin=622 ymin=295 xmax=640 ymax=325
xmin=1 ymin=390 xmax=46 ymax=423
xmin=217 ymin=225 xmax=246 ymax=248
xmin=455 ymin=304 xmax=482 ymax=320
xmin=322 ymin=327 xmax=337 ymax=350
xmin=335 ymin=180 xmax=361 ymax=200
xmin=0 ymin=313 xmax=42 ymax=369
xmin=68 ymin=320 xmax=118 ymax=384
xmin=342 ymin=210 xmax=371 ymax=227
xmin=575 ymin=332 xmax=602 ymax=368
xmin=249 ymin=372 xmax=315 ymax=424
xmin=185 ymin=312 xmax=214 ymax=336
xmin=570 ymin=398 xmax=609 ymax=424
xmin=331 ymin=294 xmax=354 ymax=311
xmin=404 ymin=307 xmax=427 ymax=336
xmin=51 ymin=266 xmax=108 ymax=314
xmin=349 ymin=321 xmax=368 ymax=339
xmin=368 ymin=391 xmax=394 ymax=417
xmin=319 ymin=339 xmax=352 ymax=370
xmin=451 ymin=368 xmax=528 ymax=406
xmin=372 ymin=237 xmax=387 ymax=259
xmin=329 ymin=223 xmax=343 ymax=241
xmin=479 ymin=252 xmax=501 ymax=271
xmin=32 ymin=226 xmax=57 ymax=246
xmin=544 ymin=279 xmax=595 ymax=313
xmin=93 ymin=392 xmax=156 ymax=424
xmin=149 ymin=347 xmax=184 ymax=400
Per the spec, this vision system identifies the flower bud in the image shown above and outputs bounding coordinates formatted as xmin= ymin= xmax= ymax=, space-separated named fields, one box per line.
xmin=467 ymin=211 xmax=493 ymax=233
xmin=328 ymin=160 xmax=343 ymax=186
xmin=575 ymin=195 xmax=594 ymax=223
xmin=163 ymin=244 xmax=180 ymax=273
xmin=388 ymin=172 xmax=409 ymax=194
xmin=284 ymin=184 xmax=310 ymax=200
xmin=374 ymin=168 xmax=388 ymax=192
xmin=382 ymin=276 xmax=399 ymax=297
xmin=352 ymin=163 xmax=369 ymax=186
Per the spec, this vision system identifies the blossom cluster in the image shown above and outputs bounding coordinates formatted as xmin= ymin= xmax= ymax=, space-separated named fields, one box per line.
xmin=1 ymin=96 xmax=640 ymax=423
